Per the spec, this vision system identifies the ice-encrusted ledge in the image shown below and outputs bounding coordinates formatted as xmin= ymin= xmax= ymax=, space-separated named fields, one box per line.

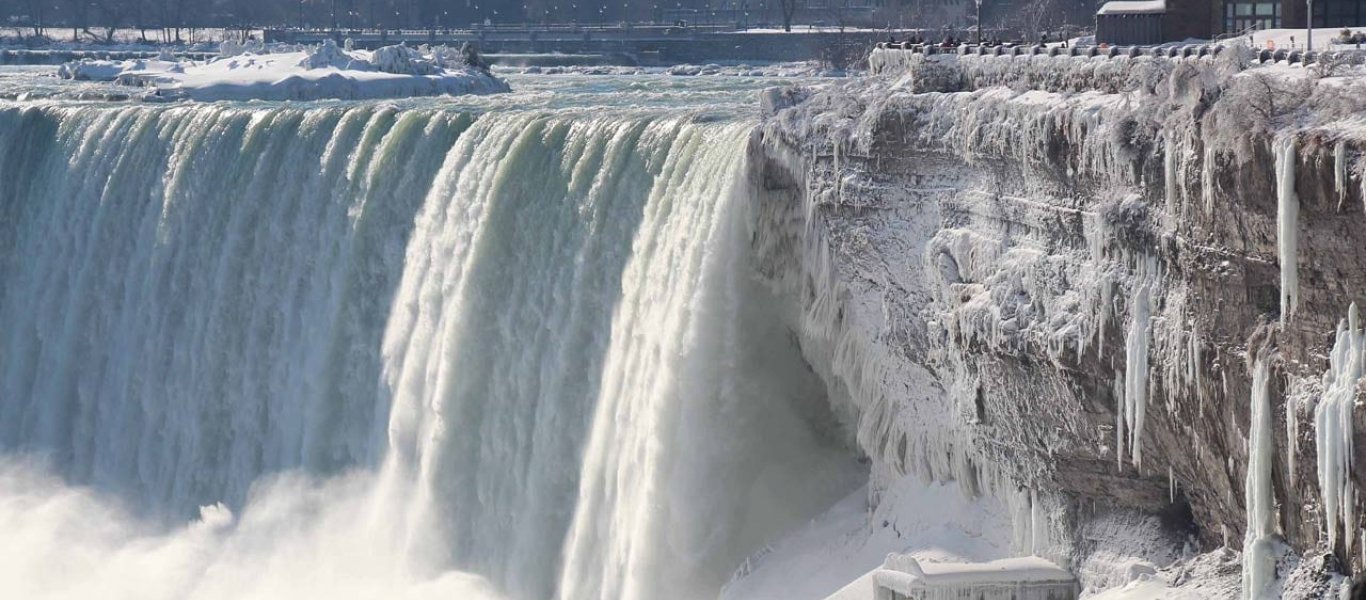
xmin=744 ymin=41 xmax=1366 ymax=598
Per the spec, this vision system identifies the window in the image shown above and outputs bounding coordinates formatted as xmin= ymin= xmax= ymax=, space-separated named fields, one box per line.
xmin=1313 ymin=0 xmax=1366 ymax=28
xmin=1224 ymin=0 xmax=1280 ymax=34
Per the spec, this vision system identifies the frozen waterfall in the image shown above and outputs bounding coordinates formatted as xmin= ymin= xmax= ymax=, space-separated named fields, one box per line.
xmin=0 ymin=103 xmax=859 ymax=600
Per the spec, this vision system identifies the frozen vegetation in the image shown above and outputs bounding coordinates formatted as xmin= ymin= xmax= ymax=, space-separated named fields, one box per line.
xmin=55 ymin=39 xmax=509 ymax=101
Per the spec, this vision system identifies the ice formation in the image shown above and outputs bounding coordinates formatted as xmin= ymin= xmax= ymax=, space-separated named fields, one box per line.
xmin=873 ymin=555 xmax=1078 ymax=600
xmin=1165 ymin=134 xmax=1179 ymax=217
xmin=1335 ymin=139 xmax=1349 ymax=210
xmin=1316 ymin=303 xmax=1364 ymax=551
xmin=56 ymin=41 xmax=509 ymax=101
xmin=1275 ymin=135 xmax=1300 ymax=323
xmin=1286 ymin=395 xmax=1299 ymax=485
xmin=1243 ymin=356 xmax=1277 ymax=600
xmin=1124 ymin=283 xmax=1153 ymax=470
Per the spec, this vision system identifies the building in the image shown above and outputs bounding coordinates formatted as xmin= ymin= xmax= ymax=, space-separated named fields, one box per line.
xmin=1097 ymin=0 xmax=1366 ymax=46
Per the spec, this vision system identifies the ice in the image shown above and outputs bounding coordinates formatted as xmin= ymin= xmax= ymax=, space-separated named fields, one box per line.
xmin=1335 ymin=139 xmax=1349 ymax=209
xmin=1243 ymin=356 xmax=1276 ymax=600
xmin=873 ymin=555 xmax=1078 ymax=600
xmin=1124 ymin=282 xmax=1153 ymax=470
xmin=1286 ymin=395 xmax=1299 ymax=485
xmin=1315 ymin=303 xmax=1364 ymax=551
xmin=719 ymin=478 xmax=1012 ymax=600
xmin=56 ymin=57 xmax=183 ymax=80
xmin=1165 ymin=134 xmax=1179 ymax=217
xmin=1274 ymin=134 xmax=1299 ymax=323
xmin=1169 ymin=466 xmax=1176 ymax=504
xmin=56 ymin=42 xmax=509 ymax=101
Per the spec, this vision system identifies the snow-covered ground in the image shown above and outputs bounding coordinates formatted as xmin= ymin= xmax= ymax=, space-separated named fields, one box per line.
xmin=1226 ymin=27 xmax=1366 ymax=52
xmin=56 ymin=40 xmax=509 ymax=101
xmin=720 ymin=477 xmax=1012 ymax=600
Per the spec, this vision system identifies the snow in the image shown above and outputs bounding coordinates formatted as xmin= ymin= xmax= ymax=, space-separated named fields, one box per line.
xmin=1228 ymin=27 xmax=1366 ymax=52
xmin=56 ymin=40 xmax=509 ymax=101
xmin=756 ymin=41 xmax=1366 ymax=599
xmin=1243 ymin=356 xmax=1276 ymax=600
xmin=1097 ymin=0 xmax=1167 ymax=15
xmin=1315 ymin=303 xmax=1363 ymax=552
xmin=719 ymin=477 xmax=1011 ymax=600
xmin=56 ymin=57 xmax=184 ymax=81
xmin=1274 ymin=134 xmax=1299 ymax=323
xmin=873 ymin=556 xmax=1077 ymax=600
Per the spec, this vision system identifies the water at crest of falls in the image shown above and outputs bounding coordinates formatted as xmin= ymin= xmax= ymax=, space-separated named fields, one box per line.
xmin=0 ymin=74 xmax=862 ymax=600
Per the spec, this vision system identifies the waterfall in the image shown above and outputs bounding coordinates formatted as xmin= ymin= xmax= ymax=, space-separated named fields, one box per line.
xmin=0 ymin=102 xmax=859 ymax=600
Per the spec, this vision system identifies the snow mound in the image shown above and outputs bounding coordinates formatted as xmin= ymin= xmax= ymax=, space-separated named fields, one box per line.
xmin=57 ymin=42 xmax=510 ymax=102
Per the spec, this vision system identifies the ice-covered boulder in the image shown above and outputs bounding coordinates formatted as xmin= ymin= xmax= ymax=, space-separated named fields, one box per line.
xmin=297 ymin=38 xmax=356 ymax=70
xmin=370 ymin=44 xmax=441 ymax=76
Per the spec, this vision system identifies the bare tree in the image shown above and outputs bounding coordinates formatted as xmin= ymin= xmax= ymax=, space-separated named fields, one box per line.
xmin=92 ymin=0 xmax=132 ymax=42
xmin=777 ymin=0 xmax=798 ymax=32
xmin=23 ymin=0 xmax=47 ymax=38
xmin=1017 ymin=0 xmax=1061 ymax=42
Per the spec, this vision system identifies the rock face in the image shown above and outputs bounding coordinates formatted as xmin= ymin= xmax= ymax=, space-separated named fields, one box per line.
xmin=747 ymin=52 xmax=1366 ymax=594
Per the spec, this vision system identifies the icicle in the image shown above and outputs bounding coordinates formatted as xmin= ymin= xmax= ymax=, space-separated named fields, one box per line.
xmin=1169 ymin=465 xmax=1175 ymax=503
xmin=1115 ymin=375 xmax=1126 ymax=470
xmin=1286 ymin=395 xmax=1298 ymax=486
xmin=1030 ymin=488 xmax=1045 ymax=556
xmin=1097 ymin=276 xmax=1113 ymax=360
xmin=1274 ymin=135 xmax=1300 ymax=323
xmin=1188 ymin=324 xmax=1202 ymax=392
xmin=1203 ymin=144 xmax=1218 ymax=214
xmin=1165 ymin=134 xmax=1179 ymax=219
xmin=1335 ymin=140 xmax=1348 ymax=210
xmin=1243 ymin=355 xmax=1277 ymax=600
xmin=1316 ymin=303 xmax=1363 ymax=550
xmin=1125 ymin=283 xmax=1152 ymax=469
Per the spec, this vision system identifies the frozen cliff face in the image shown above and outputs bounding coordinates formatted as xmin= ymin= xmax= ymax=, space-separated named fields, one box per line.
xmin=748 ymin=50 xmax=1366 ymax=595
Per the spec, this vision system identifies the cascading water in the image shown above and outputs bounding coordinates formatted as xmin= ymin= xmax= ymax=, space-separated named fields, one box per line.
xmin=0 ymin=96 xmax=860 ymax=600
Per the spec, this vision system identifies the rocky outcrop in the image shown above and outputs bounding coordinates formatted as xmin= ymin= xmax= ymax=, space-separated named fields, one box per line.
xmin=748 ymin=52 xmax=1366 ymax=595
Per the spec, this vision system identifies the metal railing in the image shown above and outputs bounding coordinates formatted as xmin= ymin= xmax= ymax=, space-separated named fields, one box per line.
xmin=871 ymin=41 xmax=1366 ymax=66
